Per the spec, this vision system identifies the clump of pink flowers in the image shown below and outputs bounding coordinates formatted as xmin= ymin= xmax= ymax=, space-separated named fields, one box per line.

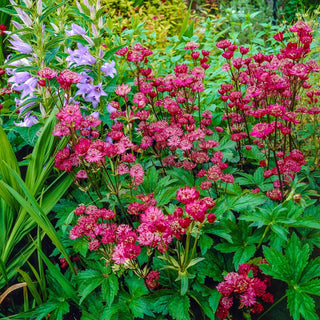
xmin=216 ymin=261 xmax=274 ymax=319
xmin=216 ymin=20 xmax=319 ymax=200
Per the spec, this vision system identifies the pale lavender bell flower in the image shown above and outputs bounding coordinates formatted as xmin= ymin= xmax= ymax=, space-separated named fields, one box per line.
xmin=101 ymin=60 xmax=117 ymax=78
xmin=14 ymin=112 xmax=38 ymax=127
xmin=8 ymin=34 xmax=33 ymax=54
xmin=5 ymin=56 xmax=32 ymax=75
xmin=106 ymin=103 xmax=117 ymax=114
xmin=75 ymin=72 xmax=94 ymax=98
xmin=14 ymin=77 xmax=37 ymax=99
xmin=85 ymin=83 xmax=107 ymax=108
xmin=8 ymin=71 xmax=31 ymax=84
xmin=65 ymin=23 xmax=86 ymax=37
xmin=8 ymin=71 xmax=37 ymax=99
xmin=66 ymin=43 xmax=96 ymax=66
xmin=15 ymin=96 xmax=36 ymax=113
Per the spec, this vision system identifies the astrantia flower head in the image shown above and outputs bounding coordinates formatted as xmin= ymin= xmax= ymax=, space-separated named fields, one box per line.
xmin=115 ymin=84 xmax=131 ymax=97
xmin=37 ymin=67 xmax=58 ymax=79
xmin=216 ymin=39 xmax=231 ymax=50
xmin=183 ymin=41 xmax=200 ymax=50
xmin=176 ymin=186 xmax=200 ymax=204
xmin=57 ymin=70 xmax=82 ymax=90
xmin=145 ymin=270 xmax=160 ymax=289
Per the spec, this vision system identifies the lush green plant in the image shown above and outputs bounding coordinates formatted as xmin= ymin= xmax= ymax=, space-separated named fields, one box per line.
xmin=102 ymin=0 xmax=188 ymax=47
xmin=0 ymin=111 xmax=74 ymax=315
xmin=1 ymin=1 xmax=320 ymax=320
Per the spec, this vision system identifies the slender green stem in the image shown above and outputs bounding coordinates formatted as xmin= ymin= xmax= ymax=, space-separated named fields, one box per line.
xmin=186 ymin=224 xmax=202 ymax=267
xmin=257 ymin=294 xmax=287 ymax=320
xmin=257 ymin=225 xmax=270 ymax=250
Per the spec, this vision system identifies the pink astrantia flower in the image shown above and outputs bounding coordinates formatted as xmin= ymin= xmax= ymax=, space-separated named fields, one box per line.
xmin=115 ymin=84 xmax=131 ymax=97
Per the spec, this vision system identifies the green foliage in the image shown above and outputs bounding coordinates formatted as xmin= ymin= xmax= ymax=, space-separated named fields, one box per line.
xmin=102 ymin=0 xmax=188 ymax=46
xmin=261 ymin=233 xmax=320 ymax=320
xmin=168 ymin=294 xmax=190 ymax=320
xmin=0 ymin=112 xmax=73 ymax=291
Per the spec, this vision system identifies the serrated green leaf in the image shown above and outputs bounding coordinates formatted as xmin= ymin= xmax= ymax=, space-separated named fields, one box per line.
xmin=300 ymin=279 xmax=320 ymax=295
xmin=102 ymin=273 xmax=119 ymax=306
xmin=287 ymin=288 xmax=318 ymax=320
xmin=146 ymin=289 xmax=174 ymax=315
xmin=101 ymin=303 xmax=121 ymax=320
xmin=260 ymin=246 xmax=291 ymax=281
xmin=125 ymin=275 xmax=148 ymax=298
xmin=205 ymin=224 xmax=232 ymax=242
xmin=270 ymin=224 xmax=289 ymax=241
xmin=199 ymin=234 xmax=214 ymax=255
xmin=291 ymin=216 xmax=320 ymax=230
xmin=233 ymin=245 xmax=256 ymax=269
xmin=168 ymin=294 xmax=190 ymax=320
xmin=50 ymin=300 xmax=70 ymax=320
xmin=78 ymin=269 xmax=104 ymax=304
xmin=208 ymin=289 xmax=222 ymax=315
xmin=300 ymin=257 xmax=320 ymax=283
xmin=232 ymin=193 xmax=267 ymax=212
xmin=286 ymin=233 xmax=309 ymax=283
xmin=129 ymin=296 xmax=154 ymax=318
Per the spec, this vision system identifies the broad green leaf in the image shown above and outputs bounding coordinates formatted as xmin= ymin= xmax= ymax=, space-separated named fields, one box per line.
xmin=199 ymin=234 xmax=214 ymax=255
xmin=286 ymin=233 xmax=309 ymax=283
xmin=300 ymin=257 xmax=320 ymax=283
xmin=49 ymin=300 xmax=70 ymax=320
xmin=208 ymin=289 xmax=222 ymax=315
xmin=168 ymin=294 xmax=190 ymax=320
xmin=146 ymin=289 xmax=174 ymax=315
xmin=300 ymin=279 xmax=320 ymax=295
xmin=287 ymin=288 xmax=318 ymax=320
xmin=102 ymin=273 xmax=119 ymax=306
xmin=0 ymin=126 xmax=21 ymax=210
xmin=125 ymin=275 xmax=148 ymax=298
xmin=129 ymin=296 xmax=154 ymax=318
xmin=78 ymin=269 xmax=104 ymax=304
xmin=233 ymin=245 xmax=256 ymax=269
xmin=261 ymin=246 xmax=292 ymax=281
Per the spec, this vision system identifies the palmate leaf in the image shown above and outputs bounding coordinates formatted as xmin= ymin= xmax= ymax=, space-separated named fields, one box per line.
xmin=214 ymin=220 xmax=258 ymax=269
xmin=261 ymin=233 xmax=320 ymax=320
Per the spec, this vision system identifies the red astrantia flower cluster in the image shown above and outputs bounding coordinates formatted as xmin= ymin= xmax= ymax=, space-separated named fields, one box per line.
xmin=216 ymin=262 xmax=274 ymax=319
xmin=69 ymin=204 xmax=141 ymax=265
xmin=145 ymin=270 xmax=160 ymax=289
xmin=69 ymin=185 xmax=217 ymax=266
xmin=216 ymin=21 xmax=318 ymax=200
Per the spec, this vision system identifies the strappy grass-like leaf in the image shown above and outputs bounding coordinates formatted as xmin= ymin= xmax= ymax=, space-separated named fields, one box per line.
xmin=0 ymin=126 xmax=22 ymax=211
xmin=1 ymin=166 xmax=75 ymax=274
xmin=0 ymin=109 xmax=72 ymax=289
xmin=37 ymin=247 xmax=77 ymax=303
xmin=16 ymin=268 xmax=42 ymax=306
